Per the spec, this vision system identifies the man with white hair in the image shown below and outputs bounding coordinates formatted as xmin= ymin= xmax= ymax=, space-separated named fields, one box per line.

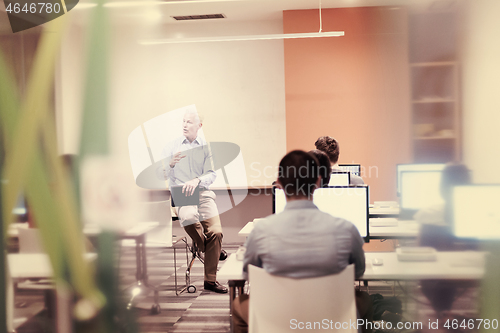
xmin=157 ymin=110 xmax=227 ymax=293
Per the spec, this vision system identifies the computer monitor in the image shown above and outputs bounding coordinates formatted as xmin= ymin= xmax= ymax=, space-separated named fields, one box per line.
xmin=396 ymin=163 xmax=445 ymax=196
xmin=329 ymin=171 xmax=350 ymax=186
xmin=339 ymin=164 xmax=361 ymax=176
xmin=399 ymin=170 xmax=444 ymax=215
xmin=453 ymin=185 xmax=500 ymax=240
xmin=272 ymin=186 xmax=369 ymax=241
xmin=13 ymin=194 xmax=27 ymax=222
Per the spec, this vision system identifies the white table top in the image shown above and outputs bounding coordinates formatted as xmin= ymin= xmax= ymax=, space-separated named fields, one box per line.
xmin=8 ymin=253 xmax=97 ymax=280
xmin=238 ymin=220 xmax=419 ymax=239
xmin=362 ymin=251 xmax=485 ymax=280
xmin=238 ymin=222 xmax=255 ymax=238
xmin=9 ymin=222 xmax=160 ymax=238
xmin=218 ymin=251 xmax=487 ymax=281
xmin=369 ymin=207 xmax=400 ymax=216
xmin=7 ymin=222 xmax=29 ymax=237
xmin=218 ymin=253 xmax=246 ymax=280
xmin=369 ymin=220 xmax=419 ymax=238
xmin=83 ymin=221 xmax=160 ymax=237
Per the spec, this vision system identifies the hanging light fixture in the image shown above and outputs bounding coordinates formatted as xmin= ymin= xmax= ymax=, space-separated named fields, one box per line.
xmin=140 ymin=0 xmax=343 ymax=45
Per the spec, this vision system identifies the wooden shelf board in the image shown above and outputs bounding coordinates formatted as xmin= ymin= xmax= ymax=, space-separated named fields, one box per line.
xmin=413 ymin=136 xmax=456 ymax=140
xmin=412 ymin=99 xmax=455 ymax=104
xmin=410 ymin=61 xmax=457 ymax=67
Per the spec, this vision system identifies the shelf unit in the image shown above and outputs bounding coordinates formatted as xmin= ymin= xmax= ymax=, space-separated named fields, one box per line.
xmin=408 ymin=9 xmax=461 ymax=163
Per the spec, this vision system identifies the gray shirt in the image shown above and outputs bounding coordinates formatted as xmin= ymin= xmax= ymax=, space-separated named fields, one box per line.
xmin=243 ymin=200 xmax=365 ymax=280
xmin=156 ymin=136 xmax=216 ymax=189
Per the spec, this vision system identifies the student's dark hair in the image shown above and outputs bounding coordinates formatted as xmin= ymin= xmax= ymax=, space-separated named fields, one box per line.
xmin=278 ymin=150 xmax=319 ymax=198
xmin=441 ymin=163 xmax=471 ymax=202
xmin=315 ymin=136 xmax=340 ymax=164
xmin=441 ymin=163 xmax=471 ymax=225
xmin=308 ymin=149 xmax=331 ymax=187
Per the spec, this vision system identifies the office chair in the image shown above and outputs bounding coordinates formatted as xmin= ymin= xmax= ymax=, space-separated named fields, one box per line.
xmin=248 ymin=265 xmax=357 ymax=333
xmin=170 ymin=203 xmax=203 ymax=294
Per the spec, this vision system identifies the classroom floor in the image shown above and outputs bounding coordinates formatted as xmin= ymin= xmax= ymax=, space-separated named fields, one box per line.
xmin=14 ymin=244 xmax=482 ymax=333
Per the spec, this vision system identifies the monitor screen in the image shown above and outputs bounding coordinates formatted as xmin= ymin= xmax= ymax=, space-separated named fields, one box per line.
xmin=339 ymin=164 xmax=361 ymax=176
xmin=12 ymin=194 xmax=28 ymax=221
xmin=273 ymin=186 xmax=369 ymax=239
xmin=453 ymin=185 xmax=500 ymax=240
xmin=397 ymin=163 xmax=445 ymax=195
xmin=329 ymin=172 xmax=350 ymax=186
xmin=400 ymin=170 xmax=444 ymax=211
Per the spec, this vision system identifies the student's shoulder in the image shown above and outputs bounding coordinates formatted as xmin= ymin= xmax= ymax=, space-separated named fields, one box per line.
xmin=350 ymin=174 xmax=365 ymax=185
xmin=315 ymin=210 xmax=353 ymax=227
xmin=251 ymin=214 xmax=276 ymax=231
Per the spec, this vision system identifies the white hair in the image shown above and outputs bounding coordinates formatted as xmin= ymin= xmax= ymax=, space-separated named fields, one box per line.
xmin=184 ymin=109 xmax=203 ymax=124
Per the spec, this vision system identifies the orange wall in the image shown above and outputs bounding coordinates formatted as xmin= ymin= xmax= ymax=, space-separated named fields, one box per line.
xmin=284 ymin=6 xmax=412 ymax=201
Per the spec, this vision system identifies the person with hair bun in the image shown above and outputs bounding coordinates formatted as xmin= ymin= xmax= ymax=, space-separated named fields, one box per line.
xmin=315 ymin=136 xmax=364 ymax=185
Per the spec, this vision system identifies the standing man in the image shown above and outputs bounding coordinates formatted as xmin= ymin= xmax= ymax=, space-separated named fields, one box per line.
xmin=157 ymin=110 xmax=227 ymax=293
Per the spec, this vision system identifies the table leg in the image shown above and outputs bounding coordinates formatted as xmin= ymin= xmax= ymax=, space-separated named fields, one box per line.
xmin=135 ymin=236 xmax=143 ymax=283
xmin=128 ymin=235 xmax=149 ymax=310
xmin=140 ymin=235 xmax=148 ymax=284
xmin=228 ymin=279 xmax=246 ymax=333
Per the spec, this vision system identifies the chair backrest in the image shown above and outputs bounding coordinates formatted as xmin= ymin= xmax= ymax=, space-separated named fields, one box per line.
xmin=18 ymin=228 xmax=44 ymax=253
xmin=248 ymin=265 xmax=357 ymax=333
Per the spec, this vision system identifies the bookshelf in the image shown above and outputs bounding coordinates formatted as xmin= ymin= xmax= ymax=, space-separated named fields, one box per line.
xmin=408 ymin=8 xmax=461 ymax=163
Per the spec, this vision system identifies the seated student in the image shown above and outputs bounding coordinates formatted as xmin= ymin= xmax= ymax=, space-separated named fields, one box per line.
xmin=415 ymin=163 xmax=472 ymax=250
xmin=232 ymin=150 xmax=372 ymax=333
xmin=415 ymin=163 xmax=474 ymax=317
xmin=315 ymin=136 xmax=364 ymax=185
xmin=308 ymin=149 xmax=331 ymax=187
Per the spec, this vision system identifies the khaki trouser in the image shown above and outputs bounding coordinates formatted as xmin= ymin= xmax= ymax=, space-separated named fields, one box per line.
xmin=177 ymin=190 xmax=223 ymax=282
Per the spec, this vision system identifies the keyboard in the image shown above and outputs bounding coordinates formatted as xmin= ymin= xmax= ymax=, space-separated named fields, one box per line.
xmin=370 ymin=218 xmax=398 ymax=227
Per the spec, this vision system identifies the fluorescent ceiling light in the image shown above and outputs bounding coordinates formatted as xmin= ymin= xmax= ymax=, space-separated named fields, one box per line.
xmin=104 ymin=0 xmax=239 ymax=8
xmin=140 ymin=31 xmax=344 ymax=45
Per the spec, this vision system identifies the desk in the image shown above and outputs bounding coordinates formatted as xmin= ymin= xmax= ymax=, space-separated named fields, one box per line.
xmin=85 ymin=222 xmax=192 ymax=312
xmin=362 ymin=251 xmax=485 ymax=280
xmin=369 ymin=207 xmax=400 ymax=218
xmin=8 ymin=253 xmax=97 ymax=281
xmin=7 ymin=222 xmax=29 ymax=238
xmin=238 ymin=221 xmax=255 ymax=238
xmin=84 ymin=222 xmax=160 ymax=287
xmin=219 ymin=251 xmax=486 ymax=332
xmin=369 ymin=220 xmax=419 ymax=239
xmin=238 ymin=220 xmax=420 ymax=240
xmin=219 ymin=251 xmax=486 ymax=283
xmin=10 ymin=222 xmax=163 ymax=293
xmin=8 ymin=253 xmax=98 ymax=332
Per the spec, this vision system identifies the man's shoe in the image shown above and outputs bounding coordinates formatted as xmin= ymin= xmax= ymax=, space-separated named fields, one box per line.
xmin=204 ymin=281 xmax=228 ymax=294
xmin=219 ymin=249 xmax=228 ymax=261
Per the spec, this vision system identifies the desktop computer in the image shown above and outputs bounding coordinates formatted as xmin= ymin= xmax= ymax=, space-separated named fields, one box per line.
xmin=396 ymin=163 xmax=445 ymax=196
xmin=273 ymin=185 xmax=369 ymax=241
xmin=399 ymin=170 xmax=444 ymax=220
xmin=339 ymin=164 xmax=361 ymax=176
xmin=453 ymin=184 xmax=500 ymax=240
xmin=329 ymin=171 xmax=350 ymax=186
